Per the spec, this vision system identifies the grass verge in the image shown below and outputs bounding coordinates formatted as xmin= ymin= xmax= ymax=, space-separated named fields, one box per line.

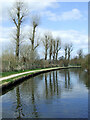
xmin=0 ymin=68 xmax=48 ymax=77
xmin=0 ymin=66 xmax=81 ymax=86
xmin=0 ymin=72 xmax=36 ymax=86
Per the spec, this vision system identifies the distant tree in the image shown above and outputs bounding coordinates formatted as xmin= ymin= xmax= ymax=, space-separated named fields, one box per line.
xmin=2 ymin=50 xmax=16 ymax=72
xmin=52 ymin=40 xmax=56 ymax=61
xmin=77 ymin=49 xmax=83 ymax=59
xmin=42 ymin=32 xmax=51 ymax=60
xmin=67 ymin=43 xmax=73 ymax=63
xmin=59 ymin=56 xmax=64 ymax=60
xmin=29 ymin=15 xmax=40 ymax=51
xmin=48 ymin=33 xmax=53 ymax=61
xmin=9 ymin=1 xmax=28 ymax=60
xmin=55 ymin=37 xmax=61 ymax=61
xmin=63 ymin=44 xmax=68 ymax=66
xmin=49 ymin=38 xmax=53 ymax=60
xmin=64 ymin=44 xmax=68 ymax=60
xmin=20 ymin=44 xmax=40 ymax=69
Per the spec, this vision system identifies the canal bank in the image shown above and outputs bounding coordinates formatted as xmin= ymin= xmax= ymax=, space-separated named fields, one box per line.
xmin=0 ymin=66 xmax=81 ymax=92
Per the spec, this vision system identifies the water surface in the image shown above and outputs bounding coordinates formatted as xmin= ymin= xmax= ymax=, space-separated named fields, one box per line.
xmin=2 ymin=69 xmax=88 ymax=118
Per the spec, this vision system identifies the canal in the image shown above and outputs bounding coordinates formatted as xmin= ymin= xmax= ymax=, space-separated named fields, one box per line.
xmin=1 ymin=68 xmax=89 ymax=118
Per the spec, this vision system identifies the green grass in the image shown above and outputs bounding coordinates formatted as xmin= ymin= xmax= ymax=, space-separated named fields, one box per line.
xmin=0 ymin=66 xmax=81 ymax=86
xmin=0 ymin=72 xmax=36 ymax=85
xmin=0 ymin=67 xmax=61 ymax=85
xmin=0 ymin=66 xmax=81 ymax=78
xmin=0 ymin=68 xmax=45 ymax=77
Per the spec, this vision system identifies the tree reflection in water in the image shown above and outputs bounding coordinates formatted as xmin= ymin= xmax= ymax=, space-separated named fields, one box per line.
xmin=56 ymin=71 xmax=59 ymax=95
xmin=44 ymin=71 xmax=62 ymax=99
xmin=67 ymin=70 xmax=70 ymax=89
xmin=65 ymin=70 xmax=67 ymax=88
xmin=49 ymin=73 xmax=53 ymax=96
xmin=64 ymin=70 xmax=72 ymax=90
xmin=15 ymin=70 xmax=73 ymax=118
xmin=53 ymin=71 xmax=56 ymax=94
xmin=8 ymin=69 xmax=88 ymax=118
xmin=31 ymin=79 xmax=38 ymax=118
xmin=16 ymin=86 xmax=24 ymax=119
xmin=45 ymin=74 xmax=48 ymax=99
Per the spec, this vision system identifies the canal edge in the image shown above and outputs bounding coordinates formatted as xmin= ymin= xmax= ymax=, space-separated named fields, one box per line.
xmin=0 ymin=66 xmax=81 ymax=93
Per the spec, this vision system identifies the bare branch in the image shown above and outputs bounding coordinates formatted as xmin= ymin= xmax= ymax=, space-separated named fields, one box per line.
xmin=9 ymin=1 xmax=28 ymax=60
xmin=34 ymin=44 xmax=39 ymax=50
xmin=20 ymin=15 xmax=24 ymax=24
xmin=57 ymin=47 xmax=61 ymax=52
xmin=12 ymin=18 xmax=18 ymax=28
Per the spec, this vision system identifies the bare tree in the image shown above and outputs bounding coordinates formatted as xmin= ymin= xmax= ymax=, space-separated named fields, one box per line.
xmin=63 ymin=44 xmax=68 ymax=66
xmin=55 ymin=37 xmax=61 ymax=61
xmin=67 ymin=43 xmax=73 ymax=62
xmin=77 ymin=49 xmax=83 ymax=59
xmin=52 ymin=37 xmax=61 ymax=61
xmin=2 ymin=49 xmax=16 ymax=72
xmin=9 ymin=1 xmax=28 ymax=60
xmin=48 ymin=33 xmax=53 ymax=61
xmin=49 ymin=38 xmax=53 ymax=60
xmin=42 ymin=33 xmax=51 ymax=60
xmin=53 ymin=40 xmax=56 ymax=61
xmin=64 ymin=44 xmax=68 ymax=60
xmin=29 ymin=15 xmax=40 ymax=51
xmin=20 ymin=44 xmax=39 ymax=69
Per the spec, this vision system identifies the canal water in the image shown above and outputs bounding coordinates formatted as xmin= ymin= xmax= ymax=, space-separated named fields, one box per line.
xmin=1 ymin=69 xmax=89 ymax=118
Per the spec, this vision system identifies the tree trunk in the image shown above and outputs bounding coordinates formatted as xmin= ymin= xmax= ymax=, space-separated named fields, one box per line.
xmin=45 ymin=47 xmax=47 ymax=60
xmin=56 ymin=52 xmax=58 ymax=61
xmin=65 ymin=48 xmax=67 ymax=60
xmin=32 ymin=25 xmax=36 ymax=51
xmin=53 ymin=41 xmax=55 ymax=60
xmin=16 ymin=25 xmax=20 ymax=60
xmin=16 ymin=6 xmax=20 ymax=60
xmin=45 ymin=36 xmax=48 ymax=60
xmin=49 ymin=39 xmax=52 ymax=60
xmin=68 ymin=49 xmax=70 ymax=62
xmin=56 ymin=41 xmax=59 ymax=61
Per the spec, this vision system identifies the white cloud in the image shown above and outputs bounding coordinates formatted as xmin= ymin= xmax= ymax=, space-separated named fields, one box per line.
xmin=52 ymin=30 xmax=88 ymax=52
xmin=60 ymin=9 xmax=82 ymax=20
xmin=41 ymin=8 xmax=83 ymax=21
xmin=1 ymin=0 xmax=59 ymax=13
xmin=0 ymin=0 xmax=57 ymax=2
xmin=1 ymin=25 xmax=88 ymax=50
xmin=0 ymin=21 xmax=88 ymax=59
xmin=0 ymin=0 xmax=60 ymax=23
xmin=28 ymin=1 xmax=59 ymax=12
xmin=0 ymin=0 xmax=89 ymax=2
xmin=1 ymin=25 xmax=88 ymax=54
xmin=37 ymin=28 xmax=88 ymax=56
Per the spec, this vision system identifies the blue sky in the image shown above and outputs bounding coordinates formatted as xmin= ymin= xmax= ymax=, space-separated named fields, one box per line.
xmin=40 ymin=2 xmax=88 ymax=32
xmin=0 ymin=1 xmax=88 ymax=58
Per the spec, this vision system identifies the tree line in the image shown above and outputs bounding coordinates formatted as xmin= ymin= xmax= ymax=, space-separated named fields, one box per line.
xmin=1 ymin=1 xmax=89 ymax=72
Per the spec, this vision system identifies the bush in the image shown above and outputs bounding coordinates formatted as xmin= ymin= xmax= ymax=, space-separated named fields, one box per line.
xmin=63 ymin=60 xmax=68 ymax=67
